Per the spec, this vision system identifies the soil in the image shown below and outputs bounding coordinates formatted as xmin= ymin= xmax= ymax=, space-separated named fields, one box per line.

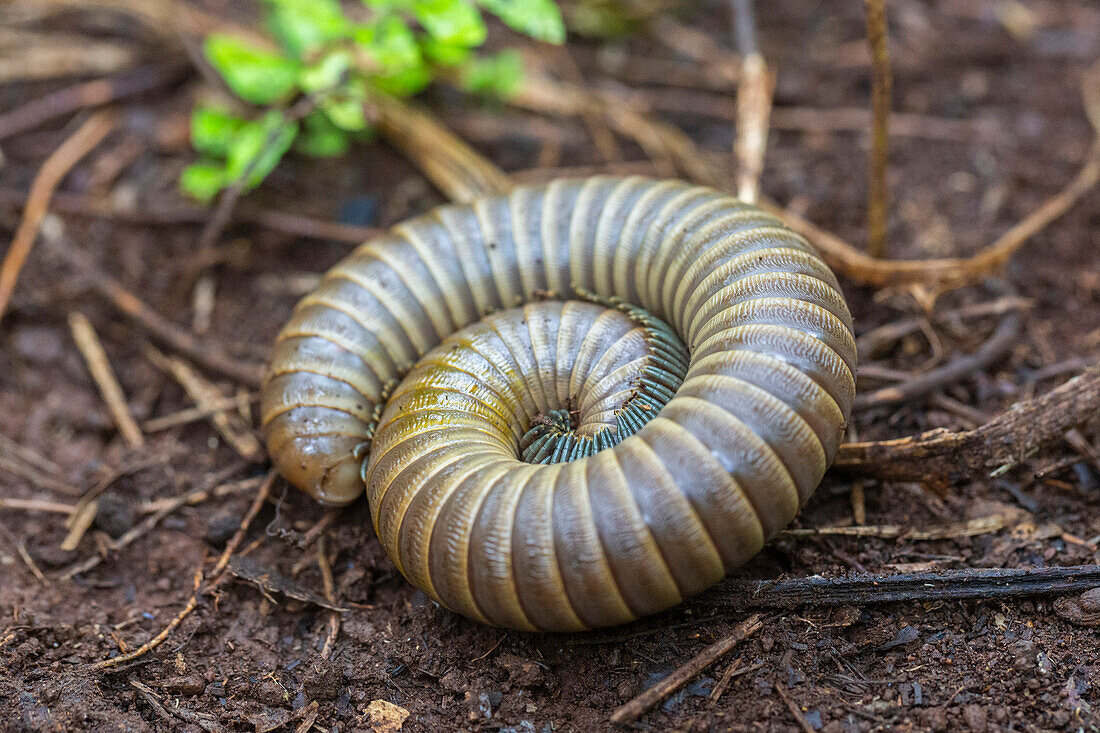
xmin=2 ymin=1 xmax=1100 ymax=731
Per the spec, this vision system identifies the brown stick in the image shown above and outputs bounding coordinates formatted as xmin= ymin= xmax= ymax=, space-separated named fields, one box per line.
xmin=702 ymin=565 xmax=1100 ymax=611
xmin=0 ymin=111 xmax=115 ymax=320
xmin=144 ymin=347 xmax=262 ymax=461
xmin=68 ymin=311 xmax=145 ymax=449
xmin=90 ymin=275 xmax=263 ymax=388
xmin=863 ymin=0 xmax=892 ymax=258
xmin=91 ymin=470 xmax=276 ymax=669
xmin=0 ymin=497 xmax=77 ymax=515
xmin=374 ymin=95 xmax=513 ymax=202
xmin=610 ymin=613 xmax=763 ymax=725
xmin=854 ymin=307 xmax=1022 ymax=410
xmin=775 ymin=682 xmax=816 ymax=733
xmin=730 ymin=0 xmax=773 ymax=204
xmin=834 ymin=362 xmax=1100 ymax=484
xmin=0 ymin=64 xmax=187 ymax=141
xmin=758 ymin=137 xmax=1100 ymax=290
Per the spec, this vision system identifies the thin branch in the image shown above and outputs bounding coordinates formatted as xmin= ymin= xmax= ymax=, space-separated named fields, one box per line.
xmin=854 ymin=307 xmax=1022 ymax=410
xmin=0 ymin=63 xmax=187 ymax=141
xmin=863 ymin=0 xmax=892 ymax=257
xmin=730 ymin=0 xmax=773 ymax=203
xmin=702 ymin=565 xmax=1100 ymax=611
xmin=68 ymin=311 xmax=145 ymax=449
xmin=0 ymin=111 xmax=116 ymax=320
xmin=610 ymin=613 xmax=763 ymax=725
xmin=834 ymin=362 xmax=1100 ymax=485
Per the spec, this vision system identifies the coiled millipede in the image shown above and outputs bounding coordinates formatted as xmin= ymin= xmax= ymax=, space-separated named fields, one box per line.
xmin=261 ymin=176 xmax=856 ymax=631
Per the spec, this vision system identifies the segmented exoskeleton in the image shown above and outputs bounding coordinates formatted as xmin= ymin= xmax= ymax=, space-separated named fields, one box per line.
xmin=262 ymin=176 xmax=856 ymax=631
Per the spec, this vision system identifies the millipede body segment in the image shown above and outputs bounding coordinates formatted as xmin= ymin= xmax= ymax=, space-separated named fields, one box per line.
xmin=261 ymin=176 xmax=857 ymax=631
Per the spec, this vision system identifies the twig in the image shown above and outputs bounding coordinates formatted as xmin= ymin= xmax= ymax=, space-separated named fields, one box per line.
xmin=854 ymin=307 xmax=1022 ymax=410
xmin=137 ymin=475 xmax=260 ymax=514
xmin=730 ymin=0 xmax=773 ymax=204
xmin=90 ymin=275 xmax=263 ymax=387
xmin=702 ymin=565 xmax=1100 ymax=611
xmin=59 ymin=499 xmax=98 ymax=552
xmin=856 ymin=296 xmax=1030 ymax=357
xmin=0 ymin=497 xmax=76 ymax=515
xmin=374 ymin=95 xmax=513 ymax=202
xmin=92 ymin=470 xmax=277 ymax=669
xmin=0 ymin=455 xmax=82 ymax=495
xmin=68 ymin=311 xmax=145 ymax=449
xmin=0 ymin=187 xmax=380 ymax=244
xmin=61 ymin=471 xmax=255 ymax=580
xmin=757 ymin=137 xmax=1100 ymax=290
xmin=0 ymin=434 xmax=63 ymax=476
xmin=0 ymin=111 xmax=115 ymax=320
xmin=144 ymin=346 xmax=262 ymax=461
xmin=610 ymin=613 xmax=763 ymax=725
xmin=130 ymin=679 xmax=226 ymax=733
xmin=835 ymin=362 xmax=1100 ymax=485
xmin=780 ymin=513 xmax=1016 ymax=541
xmin=0 ymin=522 xmax=47 ymax=582
xmin=0 ymin=63 xmax=188 ymax=141
xmin=775 ymin=682 xmax=816 ymax=733
xmin=143 ymin=394 xmax=255 ymax=433
xmin=863 ymin=0 xmax=892 ymax=257
xmin=317 ymin=534 xmax=341 ymax=660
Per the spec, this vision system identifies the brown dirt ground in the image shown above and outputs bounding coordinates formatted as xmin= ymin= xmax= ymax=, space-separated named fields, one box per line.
xmin=2 ymin=1 xmax=1100 ymax=731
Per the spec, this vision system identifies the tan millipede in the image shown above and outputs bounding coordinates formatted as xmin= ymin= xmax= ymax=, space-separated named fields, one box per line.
xmin=261 ymin=176 xmax=856 ymax=631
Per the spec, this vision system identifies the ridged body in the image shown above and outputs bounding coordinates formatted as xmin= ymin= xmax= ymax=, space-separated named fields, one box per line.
xmin=262 ymin=176 xmax=857 ymax=631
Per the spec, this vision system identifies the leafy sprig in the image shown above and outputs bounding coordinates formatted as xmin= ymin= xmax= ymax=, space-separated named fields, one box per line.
xmin=183 ymin=0 xmax=564 ymax=202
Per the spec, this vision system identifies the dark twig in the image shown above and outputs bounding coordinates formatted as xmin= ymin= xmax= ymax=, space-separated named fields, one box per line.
xmin=0 ymin=64 xmax=189 ymax=142
xmin=610 ymin=613 xmax=763 ymax=725
xmin=854 ymin=307 xmax=1022 ymax=410
xmin=701 ymin=565 xmax=1100 ymax=611
xmin=863 ymin=0 xmax=893 ymax=257
xmin=775 ymin=682 xmax=816 ymax=733
xmin=835 ymin=363 xmax=1100 ymax=485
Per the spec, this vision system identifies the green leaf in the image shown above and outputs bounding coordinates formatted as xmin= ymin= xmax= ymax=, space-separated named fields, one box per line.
xmin=372 ymin=65 xmax=432 ymax=96
xmin=296 ymin=112 xmax=352 ymax=157
xmin=190 ymin=106 xmax=247 ymax=158
xmin=180 ymin=162 xmax=227 ymax=202
xmin=460 ymin=49 xmax=524 ymax=98
xmin=410 ymin=0 xmax=486 ymax=46
xmin=263 ymin=0 xmax=350 ymax=57
xmin=321 ymin=93 xmax=369 ymax=131
xmin=478 ymin=0 xmax=565 ymax=44
xmin=225 ymin=111 xmax=299 ymax=190
xmin=204 ymin=34 xmax=301 ymax=105
xmin=298 ymin=49 xmax=353 ymax=93
xmin=420 ymin=37 xmax=473 ymax=66
xmin=352 ymin=15 xmax=422 ymax=71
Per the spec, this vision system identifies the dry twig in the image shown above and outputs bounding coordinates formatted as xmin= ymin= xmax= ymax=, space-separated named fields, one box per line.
xmin=863 ymin=0 xmax=893 ymax=257
xmin=68 ymin=311 xmax=145 ymax=449
xmin=0 ymin=111 xmax=115 ymax=320
xmin=730 ymin=0 xmax=773 ymax=204
xmin=610 ymin=613 xmax=763 ymax=725
xmin=835 ymin=363 xmax=1100 ymax=485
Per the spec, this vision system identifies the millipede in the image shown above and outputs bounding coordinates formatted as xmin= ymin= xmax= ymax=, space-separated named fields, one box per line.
xmin=261 ymin=176 xmax=857 ymax=631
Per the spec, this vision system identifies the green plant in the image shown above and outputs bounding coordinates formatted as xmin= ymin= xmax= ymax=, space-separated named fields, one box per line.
xmin=182 ymin=0 xmax=565 ymax=202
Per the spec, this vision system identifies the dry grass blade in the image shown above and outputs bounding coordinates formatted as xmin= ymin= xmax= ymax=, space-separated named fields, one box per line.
xmin=0 ymin=111 xmax=115 ymax=320
xmin=68 ymin=311 xmax=145 ymax=449
xmin=144 ymin=347 xmax=262 ymax=462
xmin=730 ymin=0 xmax=774 ymax=204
